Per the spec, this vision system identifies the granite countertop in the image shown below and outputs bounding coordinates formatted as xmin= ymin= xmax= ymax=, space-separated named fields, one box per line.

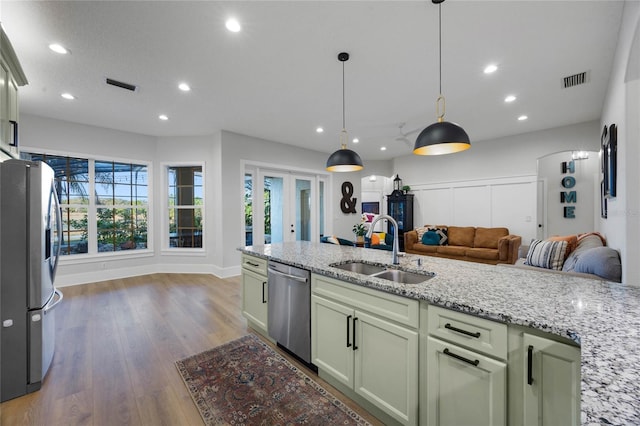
xmin=239 ymin=241 xmax=640 ymax=425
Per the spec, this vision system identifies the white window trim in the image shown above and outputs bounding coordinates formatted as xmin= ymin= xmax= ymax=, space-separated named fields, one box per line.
xmin=161 ymin=161 xmax=206 ymax=253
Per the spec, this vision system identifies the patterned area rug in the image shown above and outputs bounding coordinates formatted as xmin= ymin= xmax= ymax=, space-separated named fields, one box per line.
xmin=176 ymin=334 xmax=371 ymax=425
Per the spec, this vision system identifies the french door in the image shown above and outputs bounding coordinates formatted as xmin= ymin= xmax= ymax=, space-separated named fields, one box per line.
xmin=250 ymin=169 xmax=322 ymax=245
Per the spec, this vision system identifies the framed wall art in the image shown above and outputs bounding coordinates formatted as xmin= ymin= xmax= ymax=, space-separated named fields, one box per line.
xmin=602 ymin=123 xmax=617 ymax=199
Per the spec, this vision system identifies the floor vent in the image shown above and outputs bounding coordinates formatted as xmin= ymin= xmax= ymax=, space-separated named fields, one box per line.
xmin=106 ymin=78 xmax=138 ymax=92
xmin=562 ymin=71 xmax=589 ymax=89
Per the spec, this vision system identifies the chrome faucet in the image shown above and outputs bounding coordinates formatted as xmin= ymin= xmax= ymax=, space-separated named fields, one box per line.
xmin=366 ymin=214 xmax=400 ymax=265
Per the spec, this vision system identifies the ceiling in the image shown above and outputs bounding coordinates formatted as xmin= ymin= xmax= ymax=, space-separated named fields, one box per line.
xmin=0 ymin=1 xmax=625 ymax=161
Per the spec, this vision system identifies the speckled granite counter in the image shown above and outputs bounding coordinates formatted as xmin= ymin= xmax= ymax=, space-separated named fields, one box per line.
xmin=239 ymin=241 xmax=640 ymax=425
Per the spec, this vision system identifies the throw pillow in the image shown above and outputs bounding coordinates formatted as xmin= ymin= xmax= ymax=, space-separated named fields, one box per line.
xmin=525 ymin=239 xmax=568 ymax=270
xmin=371 ymin=232 xmax=386 ymax=245
xmin=427 ymin=227 xmax=448 ymax=245
xmin=573 ymin=247 xmax=622 ymax=282
xmin=547 ymin=235 xmax=578 ymax=259
xmin=422 ymin=231 xmax=440 ymax=245
xmin=326 ymin=236 xmax=340 ymax=245
xmin=562 ymin=234 xmax=604 ymax=272
xmin=415 ymin=226 xmax=429 ymax=241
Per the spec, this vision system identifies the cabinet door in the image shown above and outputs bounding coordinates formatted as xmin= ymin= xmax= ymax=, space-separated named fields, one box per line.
xmin=523 ymin=333 xmax=580 ymax=426
xmin=426 ymin=336 xmax=506 ymax=426
xmin=311 ymin=295 xmax=355 ymax=388
xmin=355 ymin=310 xmax=418 ymax=425
xmin=241 ymin=268 xmax=268 ymax=333
xmin=0 ymin=61 xmax=9 ymax=152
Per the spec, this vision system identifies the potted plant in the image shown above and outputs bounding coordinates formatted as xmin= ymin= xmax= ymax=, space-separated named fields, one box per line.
xmin=402 ymin=185 xmax=411 ymax=194
xmin=352 ymin=222 xmax=367 ymax=243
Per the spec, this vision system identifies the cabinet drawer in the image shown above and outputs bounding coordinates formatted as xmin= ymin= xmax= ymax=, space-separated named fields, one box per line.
xmin=241 ymin=254 xmax=267 ymax=276
xmin=428 ymin=305 xmax=507 ymax=360
xmin=312 ymin=274 xmax=419 ymax=328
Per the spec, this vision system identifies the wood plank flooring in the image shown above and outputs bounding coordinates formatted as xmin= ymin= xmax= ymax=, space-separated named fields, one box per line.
xmin=0 ymin=273 xmax=383 ymax=426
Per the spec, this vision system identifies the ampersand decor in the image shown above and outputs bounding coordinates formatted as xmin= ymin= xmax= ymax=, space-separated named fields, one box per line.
xmin=340 ymin=181 xmax=357 ymax=213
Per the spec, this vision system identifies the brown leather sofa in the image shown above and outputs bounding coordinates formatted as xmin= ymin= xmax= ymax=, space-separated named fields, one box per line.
xmin=404 ymin=225 xmax=522 ymax=265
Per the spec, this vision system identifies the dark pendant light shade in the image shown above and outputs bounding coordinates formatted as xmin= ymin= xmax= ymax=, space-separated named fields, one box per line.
xmin=414 ymin=0 xmax=470 ymax=156
xmin=414 ymin=119 xmax=470 ymax=155
xmin=326 ymin=52 xmax=364 ymax=172
xmin=326 ymin=146 xmax=364 ymax=172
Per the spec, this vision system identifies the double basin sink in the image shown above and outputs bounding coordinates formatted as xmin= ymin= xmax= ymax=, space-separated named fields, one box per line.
xmin=330 ymin=260 xmax=435 ymax=285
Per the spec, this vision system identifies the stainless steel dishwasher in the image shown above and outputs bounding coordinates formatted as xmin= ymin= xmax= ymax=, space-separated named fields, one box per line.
xmin=267 ymin=260 xmax=311 ymax=364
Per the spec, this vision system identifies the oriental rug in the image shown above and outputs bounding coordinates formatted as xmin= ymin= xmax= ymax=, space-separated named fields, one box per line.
xmin=176 ymin=334 xmax=371 ymax=425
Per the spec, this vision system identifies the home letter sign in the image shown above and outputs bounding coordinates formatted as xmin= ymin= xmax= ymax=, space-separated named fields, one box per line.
xmin=561 ymin=160 xmax=577 ymax=218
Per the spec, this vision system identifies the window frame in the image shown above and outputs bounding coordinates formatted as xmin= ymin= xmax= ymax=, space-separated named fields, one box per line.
xmin=162 ymin=161 xmax=206 ymax=253
xmin=21 ymin=148 xmax=153 ymax=263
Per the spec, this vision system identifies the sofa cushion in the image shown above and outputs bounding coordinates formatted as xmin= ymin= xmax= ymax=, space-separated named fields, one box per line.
xmin=525 ymin=239 xmax=567 ymax=270
xmin=562 ymin=234 xmax=604 ymax=272
xmin=437 ymin=245 xmax=468 ymax=257
xmin=422 ymin=231 xmax=441 ymax=245
xmin=448 ymin=226 xmax=475 ymax=247
xmin=466 ymin=247 xmax=500 ymax=261
xmin=410 ymin=244 xmax=438 ymax=254
xmin=474 ymin=227 xmax=508 ymax=249
xmin=573 ymin=247 xmax=621 ymax=282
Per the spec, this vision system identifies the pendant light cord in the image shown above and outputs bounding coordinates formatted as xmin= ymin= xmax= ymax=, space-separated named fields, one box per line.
xmin=342 ymin=59 xmax=346 ymax=130
xmin=438 ymin=2 xmax=442 ymax=95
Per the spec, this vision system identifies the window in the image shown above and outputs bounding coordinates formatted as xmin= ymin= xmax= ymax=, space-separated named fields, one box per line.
xmin=95 ymin=161 xmax=148 ymax=252
xmin=244 ymin=172 xmax=253 ymax=246
xmin=168 ymin=166 xmax=203 ymax=248
xmin=22 ymin=152 xmax=149 ymax=256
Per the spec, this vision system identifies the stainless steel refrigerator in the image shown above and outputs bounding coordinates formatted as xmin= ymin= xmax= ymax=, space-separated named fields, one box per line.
xmin=0 ymin=159 xmax=63 ymax=402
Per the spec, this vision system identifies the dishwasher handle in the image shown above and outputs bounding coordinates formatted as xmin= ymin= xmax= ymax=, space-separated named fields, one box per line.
xmin=267 ymin=267 xmax=309 ymax=283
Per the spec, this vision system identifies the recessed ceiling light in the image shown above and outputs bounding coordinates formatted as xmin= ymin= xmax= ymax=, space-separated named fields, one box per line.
xmin=316 ymin=127 xmax=324 ymax=133
xmin=518 ymin=115 xmax=528 ymax=121
xmin=484 ymin=64 xmax=498 ymax=74
xmin=159 ymin=114 xmax=169 ymax=121
xmin=504 ymin=95 xmax=517 ymax=103
xmin=178 ymin=83 xmax=191 ymax=92
xmin=380 ymin=146 xmax=387 ymax=151
xmin=49 ymin=43 xmax=69 ymax=54
xmin=353 ymin=138 xmax=359 ymax=143
xmin=61 ymin=93 xmax=75 ymax=100
xmin=225 ymin=18 xmax=241 ymax=33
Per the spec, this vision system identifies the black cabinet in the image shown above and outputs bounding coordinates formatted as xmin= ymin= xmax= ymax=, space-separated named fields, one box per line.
xmin=387 ymin=192 xmax=414 ymax=251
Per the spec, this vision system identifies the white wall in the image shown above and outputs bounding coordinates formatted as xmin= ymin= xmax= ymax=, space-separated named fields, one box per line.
xmin=599 ymin=0 xmax=640 ymax=285
xmin=393 ymin=121 xmax=600 ymax=245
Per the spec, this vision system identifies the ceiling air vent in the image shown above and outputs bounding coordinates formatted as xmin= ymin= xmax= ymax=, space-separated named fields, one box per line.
xmin=562 ymin=71 xmax=590 ymax=89
xmin=106 ymin=77 xmax=137 ymax=92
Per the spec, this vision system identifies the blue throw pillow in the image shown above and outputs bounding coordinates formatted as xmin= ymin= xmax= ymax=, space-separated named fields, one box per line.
xmin=422 ymin=230 xmax=440 ymax=246
xmin=573 ymin=247 xmax=621 ymax=282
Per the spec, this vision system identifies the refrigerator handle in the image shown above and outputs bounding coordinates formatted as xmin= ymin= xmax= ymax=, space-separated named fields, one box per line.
xmin=51 ymin=180 xmax=63 ymax=280
xmin=44 ymin=289 xmax=63 ymax=313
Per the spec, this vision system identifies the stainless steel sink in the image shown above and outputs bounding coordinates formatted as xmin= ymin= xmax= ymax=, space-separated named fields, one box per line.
xmin=371 ymin=269 xmax=434 ymax=284
xmin=331 ymin=261 xmax=386 ymax=275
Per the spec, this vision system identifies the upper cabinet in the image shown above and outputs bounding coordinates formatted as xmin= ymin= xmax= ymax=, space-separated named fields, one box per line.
xmin=1 ymin=26 xmax=28 ymax=160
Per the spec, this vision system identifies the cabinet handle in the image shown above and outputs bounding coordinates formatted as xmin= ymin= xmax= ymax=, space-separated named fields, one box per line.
xmin=527 ymin=345 xmax=534 ymax=385
xmin=9 ymin=120 xmax=18 ymax=147
xmin=445 ymin=323 xmax=481 ymax=338
xmin=346 ymin=315 xmax=352 ymax=348
xmin=261 ymin=281 xmax=267 ymax=303
xmin=353 ymin=317 xmax=358 ymax=351
xmin=246 ymin=261 xmax=259 ymax=267
xmin=443 ymin=348 xmax=480 ymax=367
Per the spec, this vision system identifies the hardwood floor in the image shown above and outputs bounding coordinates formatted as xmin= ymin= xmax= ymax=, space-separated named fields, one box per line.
xmin=0 ymin=273 xmax=383 ymax=426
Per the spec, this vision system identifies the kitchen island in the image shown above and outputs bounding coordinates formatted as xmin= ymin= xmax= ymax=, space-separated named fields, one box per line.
xmin=239 ymin=241 xmax=640 ymax=425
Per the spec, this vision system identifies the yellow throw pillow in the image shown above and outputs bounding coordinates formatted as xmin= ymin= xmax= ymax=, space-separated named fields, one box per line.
xmin=371 ymin=232 xmax=386 ymax=245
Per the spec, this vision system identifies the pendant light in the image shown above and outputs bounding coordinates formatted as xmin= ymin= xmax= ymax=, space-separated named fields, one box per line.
xmin=414 ymin=0 xmax=470 ymax=156
xmin=326 ymin=52 xmax=364 ymax=172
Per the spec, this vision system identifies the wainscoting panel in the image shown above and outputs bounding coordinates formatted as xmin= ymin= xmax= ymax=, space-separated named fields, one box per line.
xmin=409 ymin=176 xmax=537 ymax=243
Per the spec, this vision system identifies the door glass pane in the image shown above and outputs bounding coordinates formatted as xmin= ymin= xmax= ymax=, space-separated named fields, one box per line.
xmin=319 ymin=181 xmax=325 ymax=238
xmin=244 ymin=173 xmax=253 ymax=246
xmin=295 ymin=178 xmax=311 ymax=241
xmin=264 ymin=176 xmax=283 ymax=244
